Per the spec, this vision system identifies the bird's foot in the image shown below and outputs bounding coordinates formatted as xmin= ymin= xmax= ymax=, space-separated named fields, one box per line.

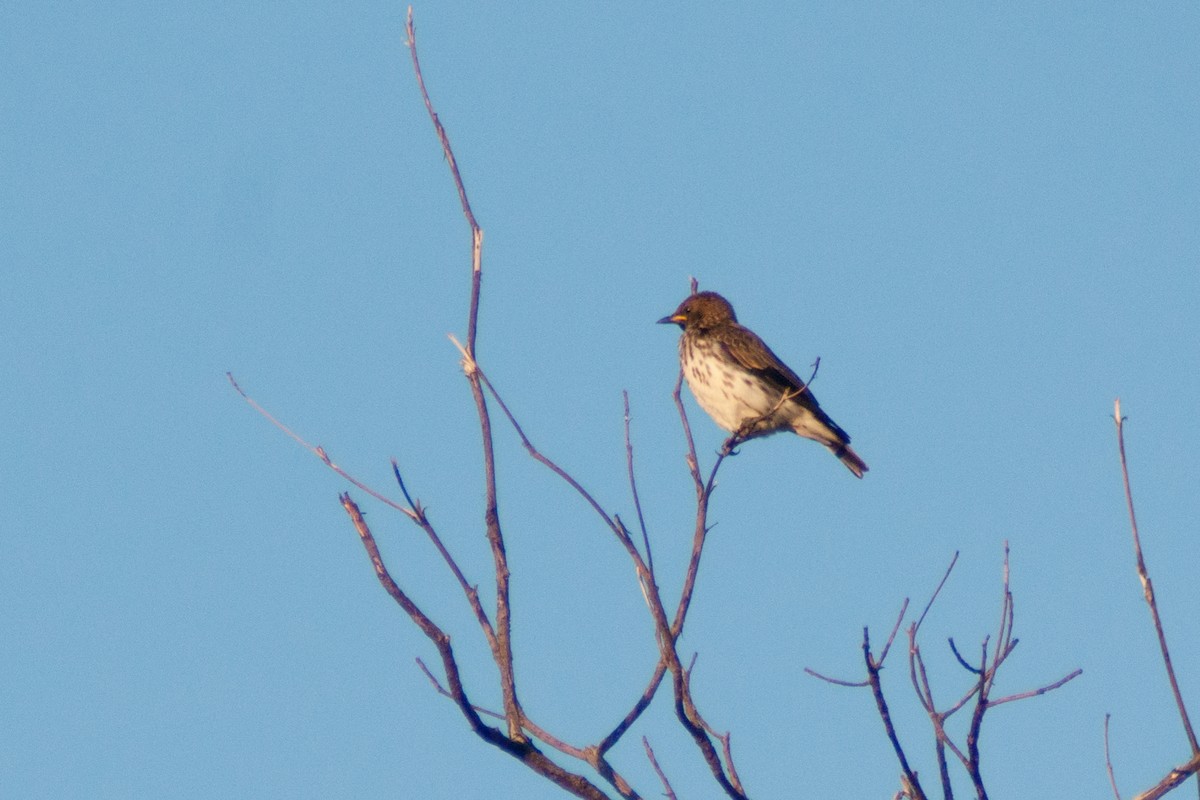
xmin=721 ymin=430 xmax=750 ymax=456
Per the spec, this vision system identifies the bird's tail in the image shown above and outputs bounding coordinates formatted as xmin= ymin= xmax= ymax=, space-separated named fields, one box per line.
xmin=829 ymin=442 xmax=868 ymax=479
xmin=790 ymin=412 xmax=869 ymax=478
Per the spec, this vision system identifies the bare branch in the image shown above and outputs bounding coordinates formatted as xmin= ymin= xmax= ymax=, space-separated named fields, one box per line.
xmin=719 ymin=731 xmax=743 ymax=795
xmin=454 ymin=311 xmax=743 ymax=795
xmin=666 ymin=652 xmax=749 ymax=800
xmin=948 ymin=637 xmax=981 ymax=675
xmin=987 ymin=668 xmax=1082 ymax=707
xmin=342 ymin=492 xmax=611 ymax=798
xmin=643 ymin=737 xmax=678 ymax=800
xmin=228 ymin=373 xmax=415 ymax=519
xmin=415 ymin=657 xmax=506 ymax=722
xmin=404 ymin=6 xmax=482 ymax=353
xmin=806 ymin=601 xmax=906 ymax=687
xmin=965 ymin=643 xmax=989 ymax=799
xmin=1113 ymin=399 xmax=1199 ymax=755
xmin=406 ymin=8 xmax=525 ymax=741
xmin=417 ymin=654 xmax=643 ymax=793
xmin=864 ymin=627 xmax=927 ymax=800
xmin=669 ymin=368 xmax=716 ymax=637
xmin=1106 ymin=714 xmax=1122 ymax=800
xmin=672 ymin=369 xmax=703 ymax=487
xmin=908 ymin=632 xmax=961 ymax=789
xmin=599 ymin=660 xmax=668 ymax=755
xmin=624 ymin=391 xmax=654 ymax=579
xmin=228 ymin=373 xmax=495 ymax=655
xmin=914 ymin=551 xmax=959 ymax=635
xmin=455 ymin=336 xmax=622 ymax=539
xmin=389 ymin=460 xmax=500 ymax=657
xmin=804 ymin=668 xmax=869 ymax=688
xmin=667 ymin=358 xmax=749 ymax=641
xmin=879 ymin=598 xmax=911 ymax=666
xmin=1134 ymin=752 xmax=1200 ymax=800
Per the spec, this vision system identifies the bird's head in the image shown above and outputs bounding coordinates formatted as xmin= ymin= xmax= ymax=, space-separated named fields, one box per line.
xmin=657 ymin=291 xmax=737 ymax=331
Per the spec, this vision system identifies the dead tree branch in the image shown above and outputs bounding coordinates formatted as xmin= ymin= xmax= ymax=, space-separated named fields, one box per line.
xmin=1112 ymin=399 xmax=1200 ymax=800
xmin=644 ymin=737 xmax=679 ymax=800
xmin=808 ymin=547 xmax=1080 ymax=799
xmin=405 ymin=8 xmax=528 ymax=746
xmin=340 ymin=493 xmax=610 ymax=799
xmin=474 ymin=346 xmax=747 ymax=797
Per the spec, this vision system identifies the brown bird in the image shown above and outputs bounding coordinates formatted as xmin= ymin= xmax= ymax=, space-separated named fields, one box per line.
xmin=658 ymin=291 xmax=868 ymax=478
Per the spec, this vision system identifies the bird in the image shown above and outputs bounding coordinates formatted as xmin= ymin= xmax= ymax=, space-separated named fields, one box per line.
xmin=658 ymin=291 xmax=868 ymax=478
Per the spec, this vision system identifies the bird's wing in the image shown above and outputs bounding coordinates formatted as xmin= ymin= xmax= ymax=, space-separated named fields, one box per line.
xmin=720 ymin=325 xmax=812 ymax=393
xmin=719 ymin=325 xmax=852 ymax=442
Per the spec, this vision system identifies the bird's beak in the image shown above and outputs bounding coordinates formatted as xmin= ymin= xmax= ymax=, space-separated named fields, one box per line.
xmin=657 ymin=313 xmax=686 ymax=326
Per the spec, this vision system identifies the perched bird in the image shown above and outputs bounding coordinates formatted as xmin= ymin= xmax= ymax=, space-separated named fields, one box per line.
xmin=658 ymin=291 xmax=868 ymax=478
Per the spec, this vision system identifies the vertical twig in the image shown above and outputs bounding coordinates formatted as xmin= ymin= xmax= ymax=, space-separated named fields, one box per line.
xmin=864 ymin=627 xmax=927 ymax=800
xmin=1114 ymin=400 xmax=1198 ymax=756
xmin=1106 ymin=714 xmax=1122 ymax=800
xmin=406 ymin=6 xmax=527 ymax=741
xmin=965 ymin=642 xmax=990 ymax=800
xmin=405 ymin=6 xmax=482 ymax=352
xmin=643 ymin=737 xmax=678 ymax=800
xmin=623 ymin=391 xmax=654 ymax=579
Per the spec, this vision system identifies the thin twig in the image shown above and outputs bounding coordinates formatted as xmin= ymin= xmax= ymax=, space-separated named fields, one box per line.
xmin=407 ymin=7 xmax=526 ymax=741
xmin=908 ymin=632 xmax=961 ymax=790
xmin=390 ymin=460 xmax=500 ymax=656
xmin=673 ymin=369 xmax=703 ymax=486
xmin=914 ymin=551 xmax=959 ymax=635
xmin=1114 ymin=399 xmax=1199 ymax=755
xmin=643 ymin=737 xmax=678 ymax=800
xmin=667 ymin=647 xmax=749 ymax=799
xmin=990 ymin=543 xmax=1015 ymax=681
xmin=229 ymin=371 xmax=504 ymax=653
xmin=454 ymin=328 xmax=740 ymax=795
xmin=405 ymin=10 xmax=477 ymax=234
xmin=343 ymin=492 xmax=609 ymax=799
xmin=987 ymin=668 xmax=1082 ymax=707
xmin=803 ymin=668 xmax=869 ymax=688
xmin=908 ymin=634 xmax=936 ymax=715
xmin=669 ymin=371 xmax=726 ymax=638
xmin=966 ymin=644 xmax=989 ymax=799
xmin=418 ymin=652 xmax=634 ymax=781
xmin=879 ymin=598 xmax=911 ymax=665
xmin=228 ymin=373 xmax=415 ymax=519
xmin=1106 ymin=714 xmax=1122 ymax=800
xmin=416 ymin=657 xmax=506 ymax=721
xmin=404 ymin=6 xmax=482 ymax=353
xmin=453 ymin=335 xmax=622 ymax=537
xmin=805 ymin=600 xmax=907 ymax=687
xmin=719 ymin=731 xmax=743 ymax=794
xmin=864 ymin=627 xmax=926 ymax=800
xmin=451 ymin=328 xmax=689 ymax=796
xmin=461 ymin=339 xmax=660 ymax=607
xmin=623 ymin=391 xmax=654 ymax=579
xmin=948 ymin=638 xmax=982 ymax=674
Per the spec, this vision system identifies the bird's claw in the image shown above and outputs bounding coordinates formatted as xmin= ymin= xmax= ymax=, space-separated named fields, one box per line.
xmin=720 ymin=434 xmax=747 ymax=457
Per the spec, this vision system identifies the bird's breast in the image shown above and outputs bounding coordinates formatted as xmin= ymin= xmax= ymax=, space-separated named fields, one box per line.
xmin=680 ymin=336 xmax=788 ymax=433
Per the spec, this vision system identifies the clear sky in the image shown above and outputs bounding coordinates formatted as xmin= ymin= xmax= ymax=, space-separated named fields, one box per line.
xmin=4 ymin=3 xmax=1199 ymax=798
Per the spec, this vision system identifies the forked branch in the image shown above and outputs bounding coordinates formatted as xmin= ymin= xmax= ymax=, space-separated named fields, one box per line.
xmin=807 ymin=548 xmax=1080 ymax=799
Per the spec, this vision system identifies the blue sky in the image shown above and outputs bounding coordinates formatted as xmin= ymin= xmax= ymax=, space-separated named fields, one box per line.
xmin=4 ymin=3 xmax=1199 ymax=798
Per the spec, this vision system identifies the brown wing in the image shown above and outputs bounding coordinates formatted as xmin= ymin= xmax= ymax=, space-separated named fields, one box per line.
xmin=718 ymin=324 xmax=853 ymax=443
